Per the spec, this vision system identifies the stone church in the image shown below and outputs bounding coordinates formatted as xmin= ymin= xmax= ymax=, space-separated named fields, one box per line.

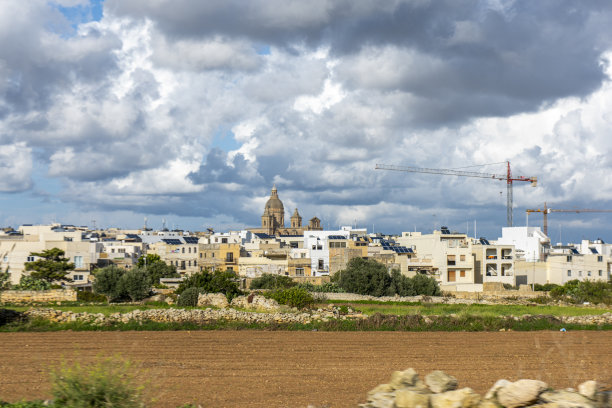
xmin=250 ymin=185 xmax=322 ymax=235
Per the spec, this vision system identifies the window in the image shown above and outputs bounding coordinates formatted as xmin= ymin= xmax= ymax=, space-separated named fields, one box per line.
xmin=599 ymin=270 xmax=603 ymax=276
xmin=447 ymin=255 xmax=456 ymax=266
xmin=3 ymin=256 xmax=7 ymax=262
xmin=566 ymin=255 xmax=572 ymax=262
xmin=460 ymin=270 xmax=466 ymax=278
xmin=312 ymin=245 xmax=316 ymax=250
xmin=226 ymin=267 xmax=233 ymax=271
xmin=460 ymin=255 xmax=465 ymax=262
xmin=598 ymin=256 xmax=603 ymax=262
xmin=73 ymin=274 xmax=83 ymax=281
xmin=180 ymin=261 xmax=186 ymax=270
xmin=182 ymin=247 xmax=185 ymax=253
xmin=194 ymin=260 xmax=197 ymax=267
xmin=226 ymin=253 xmax=234 ymax=262
xmin=188 ymin=260 xmax=191 ymax=267
xmin=295 ymin=268 xmax=305 ymax=276
xmin=200 ymin=253 xmax=202 ymax=258
xmin=27 ymin=256 xmax=35 ymax=262
xmin=118 ymin=248 xmax=126 ymax=253
xmin=188 ymin=247 xmax=191 ymax=253
xmin=579 ymin=271 xmax=582 ymax=277
xmin=74 ymin=256 xmax=83 ymax=269
xmin=222 ymin=238 xmax=228 ymax=244
xmin=588 ymin=271 xmax=591 ymax=276
xmin=211 ymin=253 xmax=215 ymax=258
xmin=567 ymin=270 xmax=571 ymax=277
xmin=318 ymin=259 xmax=324 ymax=269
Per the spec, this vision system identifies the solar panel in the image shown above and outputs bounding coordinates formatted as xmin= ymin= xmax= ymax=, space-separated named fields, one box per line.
xmin=327 ymin=235 xmax=346 ymax=240
xmin=162 ymin=239 xmax=182 ymax=245
xmin=589 ymin=247 xmax=598 ymax=254
xmin=571 ymin=248 xmax=579 ymax=254
xmin=479 ymin=238 xmax=490 ymax=246
xmin=183 ymin=237 xmax=199 ymax=244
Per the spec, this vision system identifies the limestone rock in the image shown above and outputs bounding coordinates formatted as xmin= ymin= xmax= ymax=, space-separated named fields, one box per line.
xmin=426 ymin=370 xmax=458 ymax=393
xmin=430 ymin=388 xmax=481 ymax=408
xmin=539 ymin=390 xmax=596 ymax=408
xmin=496 ymin=379 xmax=548 ymax=408
xmin=390 ymin=368 xmax=420 ymax=389
xmin=484 ymin=379 xmax=511 ymax=400
xmin=367 ymin=384 xmax=395 ymax=399
xmin=476 ymin=401 xmax=499 ymax=408
xmin=395 ymin=389 xmax=430 ymax=408
xmin=578 ymin=381 xmax=602 ymax=401
xmin=197 ymin=293 xmax=229 ymax=308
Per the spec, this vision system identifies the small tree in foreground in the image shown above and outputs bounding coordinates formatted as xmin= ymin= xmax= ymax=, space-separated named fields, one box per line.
xmin=25 ymin=248 xmax=74 ymax=283
xmin=0 ymin=268 xmax=11 ymax=290
xmin=249 ymin=273 xmax=296 ymax=290
xmin=177 ymin=269 xmax=242 ymax=301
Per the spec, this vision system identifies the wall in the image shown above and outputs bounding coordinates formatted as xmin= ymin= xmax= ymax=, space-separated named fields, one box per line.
xmin=0 ymin=289 xmax=77 ymax=304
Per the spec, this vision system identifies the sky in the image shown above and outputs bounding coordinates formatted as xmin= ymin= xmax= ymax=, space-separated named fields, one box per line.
xmin=2 ymin=0 xmax=612 ymax=243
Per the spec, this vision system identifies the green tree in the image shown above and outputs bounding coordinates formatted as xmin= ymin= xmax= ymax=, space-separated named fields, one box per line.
xmin=93 ymin=266 xmax=125 ymax=301
xmin=137 ymin=253 xmax=161 ymax=268
xmin=411 ymin=273 xmax=442 ymax=296
xmin=177 ymin=269 xmax=242 ymax=301
xmin=25 ymin=248 xmax=75 ymax=283
xmin=250 ymin=273 xmax=296 ymax=290
xmin=117 ymin=269 xmax=151 ymax=302
xmin=141 ymin=262 xmax=179 ymax=285
xmin=16 ymin=275 xmax=51 ymax=290
xmin=333 ymin=258 xmax=391 ymax=296
xmin=0 ymin=267 xmax=11 ymax=290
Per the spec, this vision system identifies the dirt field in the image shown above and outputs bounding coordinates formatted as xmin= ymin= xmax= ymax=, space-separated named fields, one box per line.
xmin=1 ymin=331 xmax=611 ymax=407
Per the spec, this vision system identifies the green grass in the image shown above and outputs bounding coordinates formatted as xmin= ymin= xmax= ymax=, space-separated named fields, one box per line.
xmin=2 ymin=302 xmax=209 ymax=315
xmin=323 ymin=300 xmax=610 ymax=317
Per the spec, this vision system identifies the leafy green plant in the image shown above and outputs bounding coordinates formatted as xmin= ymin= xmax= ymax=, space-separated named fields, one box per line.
xmin=177 ymin=270 xmax=242 ymax=301
xmin=117 ymin=269 xmax=151 ymax=302
xmin=177 ymin=287 xmax=204 ymax=307
xmin=534 ymin=283 xmax=559 ymax=291
xmin=297 ymin=281 xmax=345 ymax=293
xmin=93 ymin=266 xmax=126 ymax=301
xmin=0 ymin=268 xmax=11 ymax=290
xmin=50 ymin=357 xmax=145 ymax=408
xmin=25 ymin=248 xmax=74 ymax=283
xmin=76 ymin=290 xmax=108 ymax=303
xmin=264 ymin=287 xmax=314 ymax=309
xmin=15 ymin=275 xmax=51 ymax=291
xmin=249 ymin=273 xmax=296 ymax=289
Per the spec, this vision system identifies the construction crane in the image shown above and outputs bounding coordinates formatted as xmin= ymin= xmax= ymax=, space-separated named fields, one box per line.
xmin=526 ymin=202 xmax=612 ymax=236
xmin=375 ymin=161 xmax=537 ymax=227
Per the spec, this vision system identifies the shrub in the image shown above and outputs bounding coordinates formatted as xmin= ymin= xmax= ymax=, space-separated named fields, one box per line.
xmin=549 ymin=279 xmax=612 ymax=305
xmin=249 ymin=274 xmax=296 ymax=290
xmin=177 ymin=287 xmax=204 ymax=307
xmin=50 ymin=357 xmax=145 ymax=408
xmin=296 ymin=282 xmax=344 ymax=293
xmin=93 ymin=266 xmax=125 ymax=301
xmin=333 ymin=258 xmax=441 ymax=297
xmin=15 ymin=275 xmax=51 ymax=291
xmin=534 ymin=283 xmax=559 ymax=292
xmin=76 ymin=291 xmax=108 ymax=303
xmin=140 ymin=262 xmax=179 ymax=286
xmin=264 ymin=287 xmax=315 ymax=309
xmin=0 ymin=269 xmax=12 ymax=290
xmin=117 ymin=269 xmax=151 ymax=302
xmin=177 ymin=270 xmax=242 ymax=301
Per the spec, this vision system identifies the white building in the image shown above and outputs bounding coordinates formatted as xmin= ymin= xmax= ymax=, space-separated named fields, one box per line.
xmin=304 ymin=230 xmax=350 ymax=276
xmin=496 ymin=227 xmax=550 ymax=261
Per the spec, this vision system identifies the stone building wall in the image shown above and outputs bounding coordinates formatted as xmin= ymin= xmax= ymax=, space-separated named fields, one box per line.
xmin=0 ymin=289 xmax=77 ymax=304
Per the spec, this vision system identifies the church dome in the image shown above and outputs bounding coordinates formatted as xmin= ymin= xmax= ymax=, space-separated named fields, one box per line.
xmin=264 ymin=185 xmax=284 ymax=211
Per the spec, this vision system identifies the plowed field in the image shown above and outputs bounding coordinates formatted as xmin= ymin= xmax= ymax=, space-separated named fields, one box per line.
xmin=1 ymin=331 xmax=610 ymax=407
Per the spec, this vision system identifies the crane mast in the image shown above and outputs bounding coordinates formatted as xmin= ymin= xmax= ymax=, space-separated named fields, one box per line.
xmin=375 ymin=161 xmax=537 ymax=227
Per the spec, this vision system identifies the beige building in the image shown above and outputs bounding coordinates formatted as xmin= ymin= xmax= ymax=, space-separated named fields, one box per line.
xmin=148 ymin=237 xmax=200 ymax=276
xmin=0 ymin=224 xmax=101 ymax=286
xmin=198 ymin=242 xmax=242 ymax=273
xmin=515 ymin=251 xmax=611 ymax=285
xmin=397 ymin=229 xmax=475 ymax=289
xmin=472 ymin=239 xmax=516 ymax=286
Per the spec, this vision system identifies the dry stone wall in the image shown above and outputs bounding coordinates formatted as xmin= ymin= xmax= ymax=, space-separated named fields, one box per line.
xmin=363 ymin=368 xmax=611 ymax=408
xmin=0 ymin=289 xmax=76 ymax=304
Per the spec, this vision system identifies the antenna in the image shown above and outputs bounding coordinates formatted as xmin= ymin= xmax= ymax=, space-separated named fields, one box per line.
xmin=162 ymin=218 xmax=167 ymax=230
xmin=143 ymin=217 xmax=148 ymax=230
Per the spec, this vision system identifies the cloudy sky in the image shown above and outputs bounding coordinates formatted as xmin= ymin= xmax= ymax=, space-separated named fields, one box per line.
xmin=2 ymin=0 xmax=612 ymax=242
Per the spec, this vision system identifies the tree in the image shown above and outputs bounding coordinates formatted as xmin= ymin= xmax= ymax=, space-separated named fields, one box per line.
xmin=0 ymin=268 xmax=11 ymax=290
xmin=333 ymin=258 xmax=391 ymax=296
xmin=25 ymin=248 xmax=75 ymax=283
xmin=137 ymin=254 xmax=161 ymax=268
xmin=16 ymin=275 xmax=51 ymax=290
xmin=177 ymin=269 xmax=242 ymax=301
xmin=250 ymin=273 xmax=296 ymax=290
xmin=93 ymin=266 xmax=125 ymax=301
xmin=117 ymin=269 xmax=151 ymax=302
xmin=141 ymin=262 xmax=179 ymax=285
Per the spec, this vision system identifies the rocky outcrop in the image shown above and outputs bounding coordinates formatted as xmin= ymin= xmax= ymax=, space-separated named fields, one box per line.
xmin=197 ymin=293 xmax=229 ymax=308
xmin=362 ymin=368 xmax=611 ymax=408
xmin=230 ymin=294 xmax=281 ymax=312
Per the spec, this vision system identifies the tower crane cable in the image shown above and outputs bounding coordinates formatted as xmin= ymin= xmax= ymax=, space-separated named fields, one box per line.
xmin=375 ymin=161 xmax=537 ymax=227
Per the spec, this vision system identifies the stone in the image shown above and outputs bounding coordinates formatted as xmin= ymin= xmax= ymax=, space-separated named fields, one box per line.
xmin=395 ymin=389 xmax=430 ymax=408
xmin=578 ymin=381 xmax=602 ymax=401
xmin=367 ymin=383 xmax=395 ymax=399
xmin=390 ymin=368 xmax=420 ymax=389
xmin=484 ymin=379 xmax=511 ymax=400
xmin=496 ymin=379 xmax=548 ymax=408
xmin=197 ymin=293 xmax=229 ymax=308
xmin=426 ymin=370 xmax=459 ymax=393
xmin=539 ymin=390 xmax=596 ymax=408
xmin=367 ymin=392 xmax=396 ymax=407
xmin=430 ymin=388 xmax=481 ymax=408
xmin=476 ymin=401 xmax=499 ymax=408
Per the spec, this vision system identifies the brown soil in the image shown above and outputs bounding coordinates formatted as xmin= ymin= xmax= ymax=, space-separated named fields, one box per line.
xmin=1 ymin=331 xmax=611 ymax=407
